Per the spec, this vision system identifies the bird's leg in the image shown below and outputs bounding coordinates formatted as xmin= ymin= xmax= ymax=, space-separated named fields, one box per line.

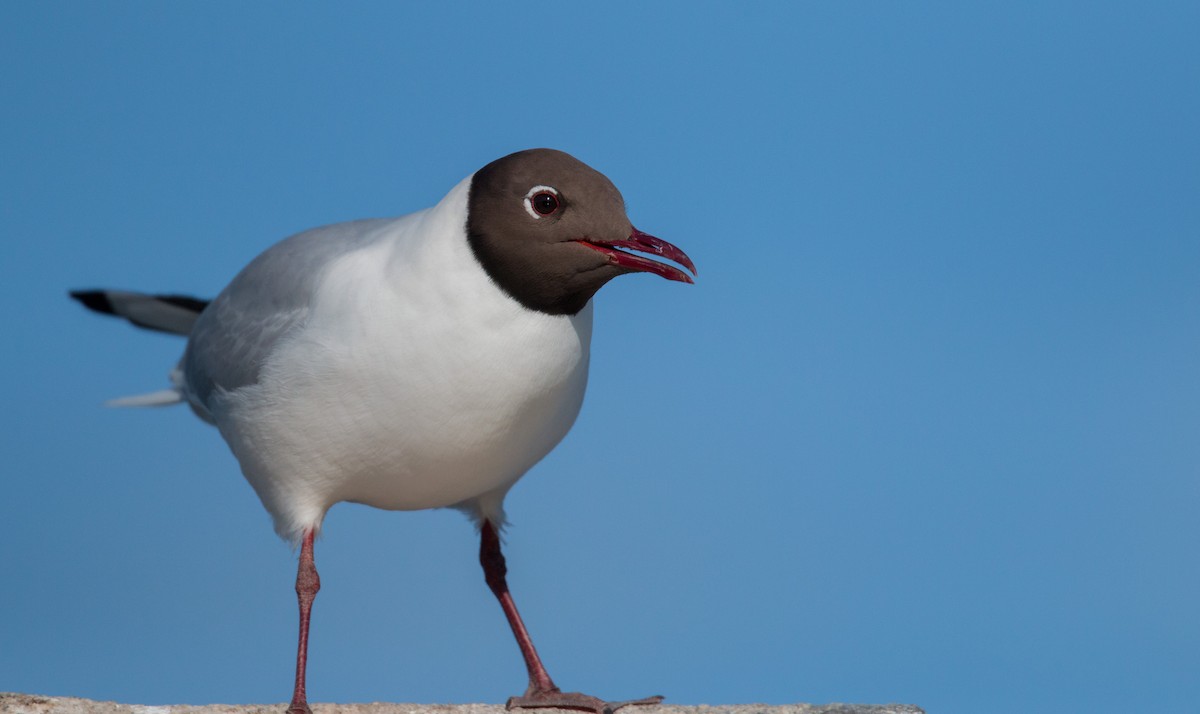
xmin=479 ymin=520 xmax=663 ymax=714
xmin=287 ymin=528 xmax=321 ymax=714
xmin=479 ymin=520 xmax=556 ymax=694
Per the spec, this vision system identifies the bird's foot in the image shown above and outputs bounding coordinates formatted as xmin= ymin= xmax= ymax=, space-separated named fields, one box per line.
xmin=506 ymin=688 xmax=663 ymax=714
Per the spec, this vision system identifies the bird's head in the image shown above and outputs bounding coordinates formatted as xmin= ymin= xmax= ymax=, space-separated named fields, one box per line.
xmin=467 ymin=148 xmax=696 ymax=315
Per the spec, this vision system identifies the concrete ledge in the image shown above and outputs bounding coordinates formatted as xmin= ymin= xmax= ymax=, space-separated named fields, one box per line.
xmin=0 ymin=695 xmax=924 ymax=714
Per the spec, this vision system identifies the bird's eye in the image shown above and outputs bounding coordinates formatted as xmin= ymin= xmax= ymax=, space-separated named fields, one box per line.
xmin=532 ymin=192 xmax=558 ymax=215
xmin=523 ymin=185 xmax=561 ymax=219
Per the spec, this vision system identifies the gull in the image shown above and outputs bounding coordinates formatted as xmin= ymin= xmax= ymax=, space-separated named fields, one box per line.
xmin=71 ymin=149 xmax=696 ymax=714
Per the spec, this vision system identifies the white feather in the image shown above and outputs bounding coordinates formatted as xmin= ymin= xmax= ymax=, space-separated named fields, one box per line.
xmin=105 ymin=389 xmax=184 ymax=407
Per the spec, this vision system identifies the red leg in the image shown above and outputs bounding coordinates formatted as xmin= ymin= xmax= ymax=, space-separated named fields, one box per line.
xmin=287 ymin=529 xmax=321 ymax=714
xmin=479 ymin=520 xmax=663 ymax=714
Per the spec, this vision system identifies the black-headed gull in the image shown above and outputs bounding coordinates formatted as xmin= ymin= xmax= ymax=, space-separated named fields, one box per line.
xmin=72 ymin=149 xmax=695 ymax=714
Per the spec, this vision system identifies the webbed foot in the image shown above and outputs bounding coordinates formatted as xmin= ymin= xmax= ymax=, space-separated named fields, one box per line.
xmin=506 ymin=688 xmax=664 ymax=714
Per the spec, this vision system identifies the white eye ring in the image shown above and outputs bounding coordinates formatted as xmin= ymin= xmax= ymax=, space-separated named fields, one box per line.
xmin=523 ymin=185 xmax=559 ymax=220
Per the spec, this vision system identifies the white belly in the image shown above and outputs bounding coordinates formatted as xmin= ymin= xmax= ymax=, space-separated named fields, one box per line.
xmin=206 ymin=216 xmax=594 ymax=542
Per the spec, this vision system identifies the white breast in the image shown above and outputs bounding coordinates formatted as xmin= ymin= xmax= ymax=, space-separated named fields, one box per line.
xmin=206 ymin=180 xmax=593 ymax=542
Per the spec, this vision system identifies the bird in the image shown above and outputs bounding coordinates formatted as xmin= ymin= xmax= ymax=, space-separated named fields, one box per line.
xmin=71 ymin=148 xmax=696 ymax=714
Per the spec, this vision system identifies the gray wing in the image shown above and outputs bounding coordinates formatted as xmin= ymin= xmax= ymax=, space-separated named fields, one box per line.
xmin=182 ymin=218 xmax=396 ymax=409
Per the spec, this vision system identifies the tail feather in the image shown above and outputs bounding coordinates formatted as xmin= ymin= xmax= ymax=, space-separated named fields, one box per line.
xmin=70 ymin=289 xmax=210 ymax=336
xmin=106 ymin=389 xmax=185 ymax=408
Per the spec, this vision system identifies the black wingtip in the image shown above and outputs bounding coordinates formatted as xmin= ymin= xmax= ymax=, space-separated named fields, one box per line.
xmin=69 ymin=289 xmax=117 ymax=315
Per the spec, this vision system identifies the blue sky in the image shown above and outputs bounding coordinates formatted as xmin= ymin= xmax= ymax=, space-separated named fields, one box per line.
xmin=2 ymin=3 xmax=1197 ymax=714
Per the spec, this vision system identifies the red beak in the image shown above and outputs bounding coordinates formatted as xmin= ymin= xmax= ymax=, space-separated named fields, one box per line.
xmin=576 ymin=228 xmax=697 ymax=284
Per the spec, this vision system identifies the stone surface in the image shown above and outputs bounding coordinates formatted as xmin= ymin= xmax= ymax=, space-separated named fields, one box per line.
xmin=0 ymin=695 xmax=923 ymax=714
